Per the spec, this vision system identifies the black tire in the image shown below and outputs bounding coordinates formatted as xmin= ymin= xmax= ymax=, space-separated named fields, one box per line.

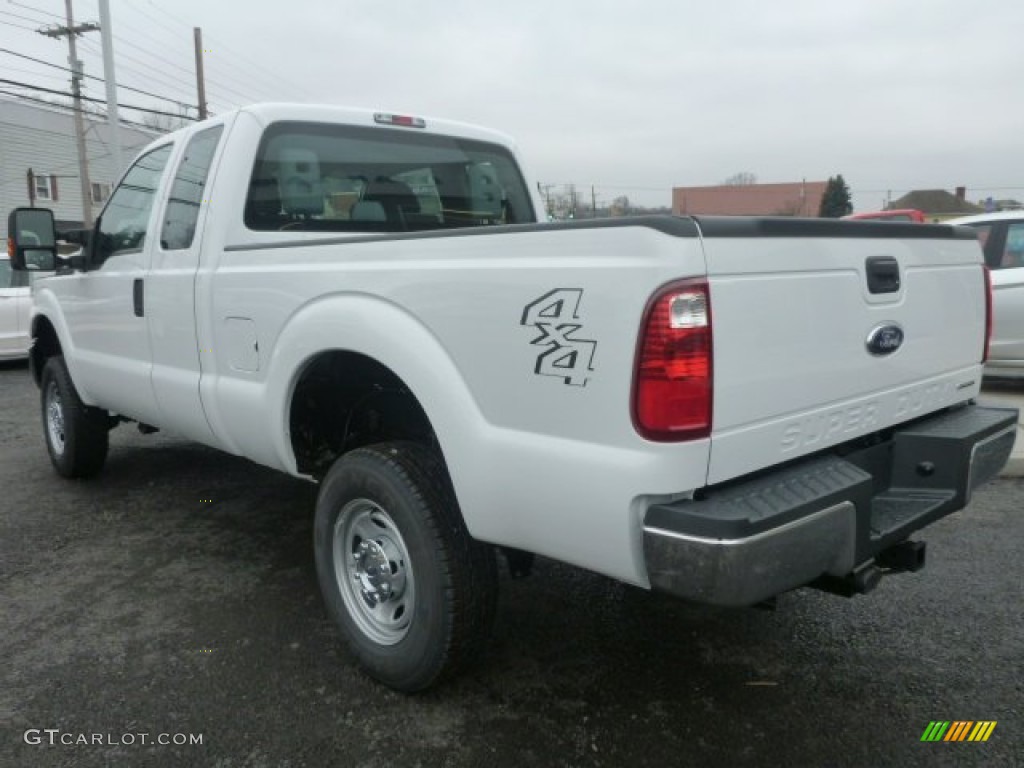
xmin=314 ymin=441 xmax=497 ymax=692
xmin=40 ymin=355 xmax=109 ymax=478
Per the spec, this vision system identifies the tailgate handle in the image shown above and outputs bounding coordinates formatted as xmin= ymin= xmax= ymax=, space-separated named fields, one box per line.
xmin=866 ymin=256 xmax=900 ymax=294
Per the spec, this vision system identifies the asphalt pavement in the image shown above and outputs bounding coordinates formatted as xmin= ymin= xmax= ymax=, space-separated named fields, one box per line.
xmin=1 ymin=361 xmax=1021 ymax=768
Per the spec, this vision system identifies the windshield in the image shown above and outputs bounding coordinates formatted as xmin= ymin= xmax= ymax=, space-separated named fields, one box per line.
xmin=245 ymin=121 xmax=535 ymax=233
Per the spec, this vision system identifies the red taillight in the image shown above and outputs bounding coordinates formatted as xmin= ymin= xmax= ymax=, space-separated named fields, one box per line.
xmin=983 ymin=266 xmax=993 ymax=363
xmin=633 ymin=279 xmax=713 ymax=441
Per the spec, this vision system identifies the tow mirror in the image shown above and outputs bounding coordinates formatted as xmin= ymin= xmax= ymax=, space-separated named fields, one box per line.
xmin=7 ymin=207 xmax=57 ymax=272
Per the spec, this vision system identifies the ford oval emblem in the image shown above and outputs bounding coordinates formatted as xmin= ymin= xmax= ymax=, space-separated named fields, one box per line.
xmin=866 ymin=323 xmax=904 ymax=356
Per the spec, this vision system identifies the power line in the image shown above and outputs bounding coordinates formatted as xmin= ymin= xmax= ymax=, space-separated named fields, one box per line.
xmin=6 ymin=0 xmax=62 ymax=19
xmin=204 ymin=81 xmax=263 ymax=108
xmin=72 ymin=1 xmax=312 ymax=110
xmin=1 ymin=3 xmax=205 ymax=112
xmin=109 ymin=30 xmax=200 ymax=81
xmin=200 ymin=35 xmax=318 ymax=101
xmin=76 ymin=37 xmax=199 ymax=106
xmin=0 ymin=90 xmax=164 ymax=135
xmin=86 ymin=19 xmax=274 ymax=107
xmin=2 ymin=63 xmax=69 ymax=84
xmin=0 ymin=17 xmax=39 ymax=32
xmin=0 ymin=12 xmax=197 ymax=114
xmin=75 ymin=8 xmax=222 ymax=97
xmin=83 ymin=19 xmax=247 ymax=112
xmin=0 ymin=7 xmax=53 ymax=24
xmin=129 ymin=1 xmax=317 ymax=100
xmin=0 ymin=77 xmax=197 ymax=120
xmin=0 ymin=47 xmax=196 ymax=110
xmin=204 ymin=68 xmax=274 ymax=104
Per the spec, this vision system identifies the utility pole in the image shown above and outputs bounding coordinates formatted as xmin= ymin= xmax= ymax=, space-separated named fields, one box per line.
xmin=97 ymin=0 xmax=122 ymax=177
xmin=537 ymin=183 xmax=555 ymax=219
xmin=194 ymin=27 xmax=208 ymax=119
xmin=591 ymin=185 xmax=597 ymax=218
xmin=40 ymin=0 xmax=99 ymax=227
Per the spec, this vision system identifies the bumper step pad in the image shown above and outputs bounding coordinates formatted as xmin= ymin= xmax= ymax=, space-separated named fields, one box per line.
xmin=643 ymin=405 xmax=1018 ymax=606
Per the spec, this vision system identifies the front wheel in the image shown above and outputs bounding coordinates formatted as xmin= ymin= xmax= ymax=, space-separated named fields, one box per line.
xmin=314 ymin=441 xmax=497 ymax=691
xmin=40 ymin=355 xmax=109 ymax=478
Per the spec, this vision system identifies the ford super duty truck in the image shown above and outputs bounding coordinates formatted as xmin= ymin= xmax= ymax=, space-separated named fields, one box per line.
xmin=7 ymin=104 xmax=1018 ymax=691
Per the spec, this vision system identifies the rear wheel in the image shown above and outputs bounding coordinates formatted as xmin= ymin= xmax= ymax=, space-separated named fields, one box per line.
xmin=40 ymin=356 xmax=109 ymax=478
xmin=314 ymin=441 xmax=497 ymax=691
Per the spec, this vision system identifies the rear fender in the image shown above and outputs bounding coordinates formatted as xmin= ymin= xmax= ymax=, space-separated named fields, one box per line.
xmin=265 ymin=293 xmax=486 ymax=498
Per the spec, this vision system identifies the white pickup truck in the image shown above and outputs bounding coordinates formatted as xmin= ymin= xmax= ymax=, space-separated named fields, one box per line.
xmin=7 ymin=104 xmax=1017 ymax=691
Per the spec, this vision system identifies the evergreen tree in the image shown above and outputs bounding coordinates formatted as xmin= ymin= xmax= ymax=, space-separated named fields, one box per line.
xmin=819 ymin=175 xmax=853 ymax=218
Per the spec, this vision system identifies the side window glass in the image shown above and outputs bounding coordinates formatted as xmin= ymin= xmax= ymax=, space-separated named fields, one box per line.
xmin=966 ymin=224 xmax=995 ymax=268
xmin=160 ymin=126 xmax=224 ymax=250
xmin=1000 ymin=222 xmax=1024 ymax=269
xmin=93 ymin=145 xmax=173 ymax=267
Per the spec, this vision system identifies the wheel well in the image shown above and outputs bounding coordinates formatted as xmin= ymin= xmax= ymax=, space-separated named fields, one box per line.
xmin=30 ymin=316 xmax=62 ymax=386
xmin=289 ymin=351 xmax=437 ymax=478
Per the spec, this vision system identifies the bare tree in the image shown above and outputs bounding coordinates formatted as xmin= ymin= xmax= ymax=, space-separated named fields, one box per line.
xmin=141 ymin=109 xmax=193 ymax=133
xmin=611 ymin=195 xmax=630 ymax=216
xmin=723 ymin=172 xmax=757 ymax=186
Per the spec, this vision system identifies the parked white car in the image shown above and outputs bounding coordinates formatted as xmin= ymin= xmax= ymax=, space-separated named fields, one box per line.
xmin=0 ymin=256 xmax=32 ymax=360
xmin=947 ymin=212 xmax=1024 ymax=379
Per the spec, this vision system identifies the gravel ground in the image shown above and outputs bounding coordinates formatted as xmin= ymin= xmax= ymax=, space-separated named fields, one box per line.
xmin=1 ymin=360 xmax=1021 ymax=767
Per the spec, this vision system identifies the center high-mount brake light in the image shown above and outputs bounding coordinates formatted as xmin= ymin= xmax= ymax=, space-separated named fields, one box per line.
xmin=373 ymin=113 xmax=426 ymax=129
xmin=633 ymin=279 xmax=713 ymax=441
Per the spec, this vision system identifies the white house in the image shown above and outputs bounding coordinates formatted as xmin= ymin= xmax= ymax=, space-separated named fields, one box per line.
xmin=0 ymin=97 xmax=160 ymax=241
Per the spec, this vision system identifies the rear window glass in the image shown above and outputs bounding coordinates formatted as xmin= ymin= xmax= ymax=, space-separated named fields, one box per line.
xmin=244 ymin=121 xmax=535 ymax=233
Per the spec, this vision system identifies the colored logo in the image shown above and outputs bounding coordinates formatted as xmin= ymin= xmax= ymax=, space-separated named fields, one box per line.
xmin=920 ymin=721 xmax=997 ymax=742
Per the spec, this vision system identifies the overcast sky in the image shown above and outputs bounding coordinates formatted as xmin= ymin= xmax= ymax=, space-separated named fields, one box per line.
xmin=3 ymin=0 xmax=1022 ymax=210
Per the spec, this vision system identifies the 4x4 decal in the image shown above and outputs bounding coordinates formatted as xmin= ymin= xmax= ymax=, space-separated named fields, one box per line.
xmin=520 ymin=289 xmax=597 ymax=387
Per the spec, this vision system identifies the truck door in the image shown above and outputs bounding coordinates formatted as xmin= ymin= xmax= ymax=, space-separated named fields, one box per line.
xmin=147 ymin=124 xmax=226 ymax=446
xmin=60 ymin=144 xmax=173 ymax=425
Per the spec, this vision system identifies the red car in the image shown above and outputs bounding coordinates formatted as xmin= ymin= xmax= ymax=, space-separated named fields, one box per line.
xmin=843 ymin=209 xmax=926 ymax=223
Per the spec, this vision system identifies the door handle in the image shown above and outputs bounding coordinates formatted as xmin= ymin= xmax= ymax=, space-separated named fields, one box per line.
xmin=133 ymin=278 xmax=144 ymax=317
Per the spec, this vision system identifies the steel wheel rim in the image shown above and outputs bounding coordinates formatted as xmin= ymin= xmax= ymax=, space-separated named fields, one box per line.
xmin=45 ymin=379 xmax=66 ymax=456
xmin=333 ymin=499 xmax=415 ymax=645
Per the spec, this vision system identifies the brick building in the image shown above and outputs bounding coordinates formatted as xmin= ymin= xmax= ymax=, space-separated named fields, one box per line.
xmin=672 ymin=181 xmax=828 ymax=217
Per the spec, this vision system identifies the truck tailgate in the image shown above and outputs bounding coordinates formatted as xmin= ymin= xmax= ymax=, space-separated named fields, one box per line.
xmin=694 ymin=218 xmax=987 ymax=485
